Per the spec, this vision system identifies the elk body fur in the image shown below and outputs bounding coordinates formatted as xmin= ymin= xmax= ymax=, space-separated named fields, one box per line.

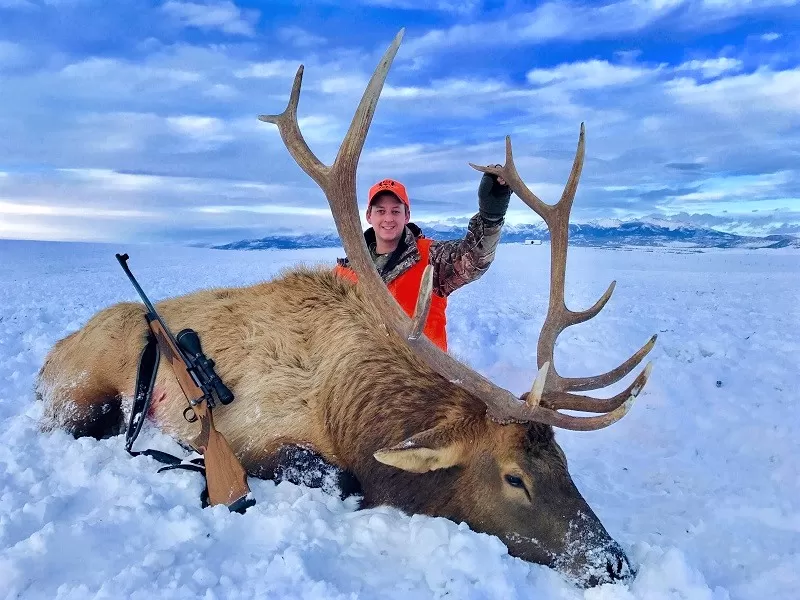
xmin=39 ymin=267 xmax=423 ymax=467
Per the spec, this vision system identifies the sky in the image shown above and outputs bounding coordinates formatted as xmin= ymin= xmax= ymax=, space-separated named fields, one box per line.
xmin=0 ymin=0 xmax=799 ymax=245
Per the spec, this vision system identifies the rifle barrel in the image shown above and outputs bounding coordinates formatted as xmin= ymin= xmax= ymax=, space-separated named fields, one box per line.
xmin=115 ymin=253 xmax=191 ymax=372
xmin=115 ymin=253 xmax=159 ymax=314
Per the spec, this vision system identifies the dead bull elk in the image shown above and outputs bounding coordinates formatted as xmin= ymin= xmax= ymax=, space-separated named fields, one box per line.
xmin=37 ymin=29 xmax=657 ymax=587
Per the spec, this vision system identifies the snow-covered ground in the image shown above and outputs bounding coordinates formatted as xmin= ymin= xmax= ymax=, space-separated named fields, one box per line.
xmin=1 ymin=239 xmax=797 ymax=600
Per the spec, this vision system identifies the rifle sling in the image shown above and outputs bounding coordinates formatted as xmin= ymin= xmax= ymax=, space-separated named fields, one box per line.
xmin=126 ymin=332 xmax=210 ymax=507
xmin=125 ymin=332 xmax=159 ymax=454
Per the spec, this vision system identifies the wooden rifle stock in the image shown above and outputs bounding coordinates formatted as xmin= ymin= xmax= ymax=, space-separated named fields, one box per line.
xmin=116 ymin=253 xmax=254 ymax=513
xmin=148 ymin=319 xmax=253 ymax=511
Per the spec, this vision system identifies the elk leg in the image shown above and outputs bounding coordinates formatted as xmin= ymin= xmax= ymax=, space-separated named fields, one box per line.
xmin=252 ymin=444 xmax=362 ymax=501
xmin=37 ymin=303 xmax=149 ymax=440
xmin=38 ymin=381 xmax=125 ymax=440
xmin=36 ymin=332 xmax=129 ymax=440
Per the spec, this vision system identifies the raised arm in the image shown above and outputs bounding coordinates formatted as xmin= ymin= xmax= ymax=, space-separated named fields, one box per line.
xmin=428 ymin=172 xmax=511 ymax=296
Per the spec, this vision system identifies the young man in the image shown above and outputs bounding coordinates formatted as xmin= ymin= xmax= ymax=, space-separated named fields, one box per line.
xmin=334 ymin=171 xmax=511 ymax=352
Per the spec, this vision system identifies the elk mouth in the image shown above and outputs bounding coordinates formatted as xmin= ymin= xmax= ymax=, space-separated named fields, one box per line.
xmin=553 ymin=538 xmax=635 ymax=588
xmin=504 ymin=525 xmax=635 ymax=588
xmin=554 ymin=511 xmax=637 ymax=587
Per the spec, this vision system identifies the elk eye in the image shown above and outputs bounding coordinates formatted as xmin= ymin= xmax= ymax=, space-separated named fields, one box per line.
xmin=505 ymin=474 xmax=525 ymax=489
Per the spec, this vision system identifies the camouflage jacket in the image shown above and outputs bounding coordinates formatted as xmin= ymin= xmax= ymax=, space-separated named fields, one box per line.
xmin=335 ymin=214 xmax=504 ymax=297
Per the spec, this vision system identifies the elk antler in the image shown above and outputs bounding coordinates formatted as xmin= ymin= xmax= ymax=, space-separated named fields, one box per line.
xmin=259 ymin=29 xmax=655 ymax=431
xmin=468 ymin=130 xmax=655 ymax=420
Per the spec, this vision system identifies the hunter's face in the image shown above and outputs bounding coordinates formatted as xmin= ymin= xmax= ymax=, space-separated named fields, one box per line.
xmin=367 ymin=194 xmax=409 ymax=251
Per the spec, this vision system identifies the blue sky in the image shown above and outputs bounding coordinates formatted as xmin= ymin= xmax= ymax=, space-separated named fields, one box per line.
xmin=1 ymin=0 xmax=799 ymax=244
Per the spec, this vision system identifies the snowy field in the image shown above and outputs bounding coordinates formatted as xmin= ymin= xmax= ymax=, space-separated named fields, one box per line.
xmin=0 ymin=239 xmax=798 ymax=600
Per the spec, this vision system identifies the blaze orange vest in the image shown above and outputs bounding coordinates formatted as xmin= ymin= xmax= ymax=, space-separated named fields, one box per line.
xmin=334 ymin=237 xmax=448 ymax=351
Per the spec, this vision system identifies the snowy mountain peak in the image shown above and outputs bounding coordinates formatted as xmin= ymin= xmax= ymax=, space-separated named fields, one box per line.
xmin=210 ymin=218 xmax=800 ymax=251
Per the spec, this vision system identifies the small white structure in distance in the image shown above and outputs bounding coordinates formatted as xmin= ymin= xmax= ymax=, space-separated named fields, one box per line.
xmin=522 ymin=239 xmax=543 ymax=245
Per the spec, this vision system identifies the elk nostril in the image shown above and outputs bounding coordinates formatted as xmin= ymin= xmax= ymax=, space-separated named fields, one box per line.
xmin=606 ymin=558 xmax=618 ymax=580
xmin=582 ymin=552 xmax=633 ymax=588
xmin=605 ymin=551 xmax=634 ymax=583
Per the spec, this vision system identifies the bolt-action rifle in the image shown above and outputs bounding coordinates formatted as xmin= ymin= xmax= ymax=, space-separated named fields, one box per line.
xmin=116 ymin=253 xmax=254 ymax=513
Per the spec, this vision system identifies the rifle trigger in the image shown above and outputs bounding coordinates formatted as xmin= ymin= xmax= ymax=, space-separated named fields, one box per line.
xmin=183 ymin=406 xmax=198 ymax=423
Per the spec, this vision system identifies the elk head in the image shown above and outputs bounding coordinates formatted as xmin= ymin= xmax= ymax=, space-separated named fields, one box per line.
xmin=259 ymin=29 xmax=656 ymax=587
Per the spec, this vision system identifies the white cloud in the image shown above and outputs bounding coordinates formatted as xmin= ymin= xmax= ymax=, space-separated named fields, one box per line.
xmin=667 ymin=67 xmax=800 ymax=117
xmin=0 ymin=199 xmax=158 ymax=218
xmin=203 ymin=83 xmax=238 ymax=99
xmin=401 ymin=0 xmax=799 ymax=55
xmin=675 ymin=57 xmax=742 ymax=78
xmin=50 ymin=44 xmax=258 ymax=106
xmin=698 ymin=0 xmax=797 ymax=11
xmin=166 ymin=115 xmax=233 ymax=147
xmin=662 ymin=172 xmax=794 ymax=213
xmin=352 ymin=0 xmax=480 ymax=13
xmin=0 ymin=168 xmax=332 ymax=243
xmin=196 ymin=204 xmax=333 ymax=217
xmin=319 ymin=74 xmax=369 ymax=94
xmin=384 ymin=78 xmax=507 ymax=99
xmin=277 ymin=26 xmax=327 ymax=48
xmin=58 ymin=168 xmax=180 ymax=192
xmin=0 ymin=220 xmax=85 ymax=242
xmin=233 ymin=60 xmax=298 ymax=79
xmin=50 ymin=169 xmax=308 ymax=203
xmin=161 ymin=0 xmax=259 ymax=36
xmin=402 ymin=0 xmax=685 ymax=55
xmin=296 ymin=115 xmax=345 ymax=145
xmin=60 ymin=57 xmax=202 ymax=91
xmin=526 ymin=60 xmax=654 ymax=88
xmin=761 ymin=32 xmax=782 ymax=41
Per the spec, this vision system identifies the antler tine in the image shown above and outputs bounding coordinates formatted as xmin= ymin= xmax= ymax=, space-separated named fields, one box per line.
xmin=536 ymin=128 xmax=656 ymax=402
xmin=557 ymin=334 xmax=657 ymax=392
xmin=258 ymin=66 xmax=329 ymax=188
xmin=526 ymin=362 xmax=550 ymax=409
xmin=469 ymin=135 xmax=552 ymax=221
xmin=522 ymin=362 xmax=652 ymax=430
xmin=557 ymin=122 xmax=586 ymax=213
xmin=543 ymin=361 xmax=653 ymax=412
xmin=535 ymin=124 xmax=585 ymax=380
xmin=333 ymin=33 xmax=405 ymax=176
xmin=408 ymin=265 xmax=434 ymax=341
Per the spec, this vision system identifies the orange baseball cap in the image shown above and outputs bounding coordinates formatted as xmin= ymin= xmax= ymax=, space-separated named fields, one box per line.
xmin=368 ymin=178 xmax=409 ymax=208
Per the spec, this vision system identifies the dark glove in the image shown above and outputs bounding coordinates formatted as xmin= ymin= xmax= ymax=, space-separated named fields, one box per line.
xmin=478 ymin=167 xmax=511 ymax=223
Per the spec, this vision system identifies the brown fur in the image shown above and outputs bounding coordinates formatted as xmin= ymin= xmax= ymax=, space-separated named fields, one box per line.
xmin=37 ymin=266 xmax=631 ymax=587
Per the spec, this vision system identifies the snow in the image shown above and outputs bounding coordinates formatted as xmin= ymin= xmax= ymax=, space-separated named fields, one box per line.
xmin=1 ymin=239 xmax=798 ymax=600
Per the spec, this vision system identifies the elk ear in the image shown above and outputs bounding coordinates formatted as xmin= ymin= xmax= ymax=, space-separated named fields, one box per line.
xmin=373 ymin=421 xmax=466 ymax=473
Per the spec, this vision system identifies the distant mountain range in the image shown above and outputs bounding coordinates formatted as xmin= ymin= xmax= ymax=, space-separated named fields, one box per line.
xmin=211 ymin=218 xmax=800 ymax=251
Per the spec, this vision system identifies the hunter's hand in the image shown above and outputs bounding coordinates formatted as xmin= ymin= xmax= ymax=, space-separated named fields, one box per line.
xmin=478 ymin=165 xmax=511 ymax=223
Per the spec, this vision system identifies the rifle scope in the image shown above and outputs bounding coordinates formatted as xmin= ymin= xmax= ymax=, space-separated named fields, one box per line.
xmin=176 ymin=328 xmax=235 ymax=405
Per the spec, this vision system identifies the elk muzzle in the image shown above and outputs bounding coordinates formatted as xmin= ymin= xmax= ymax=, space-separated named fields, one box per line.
xmin=502 ymin=513 xmax=635 ymax=588
xmin=551 ymin=522 xmax=634 ymax=588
